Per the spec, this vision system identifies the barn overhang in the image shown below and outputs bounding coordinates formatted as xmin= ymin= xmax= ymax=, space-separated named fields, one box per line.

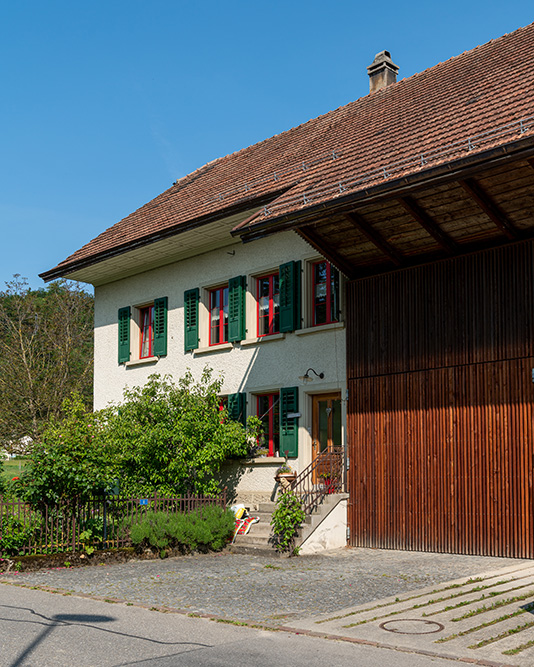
xmin=236 ymin=135 xmax=534 ymax=280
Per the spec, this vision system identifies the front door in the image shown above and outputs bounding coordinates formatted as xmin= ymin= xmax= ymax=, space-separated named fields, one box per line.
xmin=312 ymin=393 xmax=342 ymax=483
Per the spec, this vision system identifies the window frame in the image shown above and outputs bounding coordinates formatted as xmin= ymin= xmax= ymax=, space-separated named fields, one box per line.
xmin=256 ymin=272 xmax=280 ymax=337
xmin=139 ymin=304 xmax=155 ymax=359
xmin=312 ymin=260 xmax=340 ymax=327
xmin=208 ymin=284 xmax=229 ymax=346
xmin=256 ymin=392 xmax=280 ymax=457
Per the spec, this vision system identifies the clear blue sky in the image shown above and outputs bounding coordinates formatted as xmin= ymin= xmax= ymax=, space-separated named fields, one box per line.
xmin=1 ymin=1 xmax=533 ymax=291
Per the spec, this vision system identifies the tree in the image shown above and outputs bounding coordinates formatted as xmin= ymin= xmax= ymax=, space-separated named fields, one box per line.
xmin=20 ymin=371 xmax=260 ymax=505
xmin=0 ymin=276 xmax=93 ymax=450
xmin=105 ymin=371 xmax=260 ymax=497
xmin=21 ymin=393 xmax=112 ymax=506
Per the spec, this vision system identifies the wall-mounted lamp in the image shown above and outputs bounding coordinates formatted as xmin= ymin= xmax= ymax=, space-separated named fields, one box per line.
xmin=299 ymin=368 xmax=325 ymax=382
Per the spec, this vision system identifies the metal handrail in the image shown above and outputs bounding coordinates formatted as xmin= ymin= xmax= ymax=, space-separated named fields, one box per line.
xmin=290 ymin=447 xmax=344 ymax=515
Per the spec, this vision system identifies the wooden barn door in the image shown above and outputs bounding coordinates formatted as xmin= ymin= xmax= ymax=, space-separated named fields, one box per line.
xmin=347 ymin=242 xmax=534 ymax=557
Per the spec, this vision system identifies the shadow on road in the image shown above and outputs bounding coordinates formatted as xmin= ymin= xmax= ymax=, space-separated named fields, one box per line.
xmin=1 ymin=605 xmax=211 ymax=667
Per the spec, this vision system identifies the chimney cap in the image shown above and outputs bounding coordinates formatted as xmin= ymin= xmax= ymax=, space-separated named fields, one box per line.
xmin=367 ymin=50 xmax=399 ymax=93
xmin=367 ymin=50 xmax=399 ymax=76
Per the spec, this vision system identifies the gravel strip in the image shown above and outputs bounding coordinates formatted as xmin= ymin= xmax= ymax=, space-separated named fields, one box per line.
xmin=1 ymin=549 xmax=529 ymax=626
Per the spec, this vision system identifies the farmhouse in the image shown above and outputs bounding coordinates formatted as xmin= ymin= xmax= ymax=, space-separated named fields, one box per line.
xmin=43 ymin=23 xmax=534 ymax=557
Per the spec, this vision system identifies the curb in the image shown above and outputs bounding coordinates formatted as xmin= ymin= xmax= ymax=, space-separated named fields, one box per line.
xmin=0 ymin=579 xmax=518 ymax=666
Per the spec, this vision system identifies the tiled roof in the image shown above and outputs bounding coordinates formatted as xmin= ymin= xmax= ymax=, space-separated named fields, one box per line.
xmin=44 ymin=22 xmax=534 ymax=279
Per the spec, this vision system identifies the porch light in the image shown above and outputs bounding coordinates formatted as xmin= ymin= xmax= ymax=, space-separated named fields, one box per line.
xmin=299 ymin=368 xmax=325 ymax=382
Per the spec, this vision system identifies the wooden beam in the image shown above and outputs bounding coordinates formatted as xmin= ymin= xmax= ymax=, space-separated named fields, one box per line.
xmin=344 ymin=212 xmax=404 ymax=266
xmin=459 ymin=177 xmax=518 ymax=240
xmin=297 ymin=226 xmax=356 ymax=279
xmin=398 ymin=196 xmax=458 ymax=253
xmin=527 ymin=158 xmax=534 ymax=172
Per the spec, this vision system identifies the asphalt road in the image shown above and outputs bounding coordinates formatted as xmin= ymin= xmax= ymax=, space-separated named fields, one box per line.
xmin=0 ymin=584 xmax=462 ymax=667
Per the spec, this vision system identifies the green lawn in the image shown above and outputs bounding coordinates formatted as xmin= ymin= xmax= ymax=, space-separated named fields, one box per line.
xmin=2 ymin=457 xmax=27 ymax=481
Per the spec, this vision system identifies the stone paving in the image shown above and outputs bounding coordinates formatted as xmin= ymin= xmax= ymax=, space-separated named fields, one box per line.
xmin=290 ymin=561 xmax=534 ymax=666
xmin=0 ymin=547 xmax=529 ymax=630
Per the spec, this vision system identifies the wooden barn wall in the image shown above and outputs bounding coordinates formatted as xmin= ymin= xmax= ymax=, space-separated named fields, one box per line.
xmin=347 ymin=242 xmax=534 ymax=557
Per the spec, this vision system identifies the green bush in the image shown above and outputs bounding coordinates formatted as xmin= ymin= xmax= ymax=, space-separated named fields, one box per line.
xmin=21 ymin=394 xmax=115 ymax=507
xmin=270 ymin=490 xmax=306 ymax=554
xmin=0 ymin=458 xmax=5 ymax=495
xmin=18 ymin=369 xmax=261 ymax=506
xmin=0 ymin=506 xmax=43 ymax=557
xmin=129 ymin=505 xmax=235 ymax=554
xmin=104 ymin=371 xmax=261 ymax=497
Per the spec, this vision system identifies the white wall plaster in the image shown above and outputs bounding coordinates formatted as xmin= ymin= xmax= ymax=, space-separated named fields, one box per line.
xmin=93 ymin=231 xmax=347 ymax=475
xmin=299 ymin=499 xmax=348 ymax=554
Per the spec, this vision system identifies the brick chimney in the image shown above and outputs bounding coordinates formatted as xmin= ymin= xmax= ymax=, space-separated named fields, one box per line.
xmin=367 ymin=51 xmax=399 ymax=93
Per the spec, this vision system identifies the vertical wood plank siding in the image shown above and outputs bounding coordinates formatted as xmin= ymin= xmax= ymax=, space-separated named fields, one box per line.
xmin=347 ymin=242 xmax=534 ymax=557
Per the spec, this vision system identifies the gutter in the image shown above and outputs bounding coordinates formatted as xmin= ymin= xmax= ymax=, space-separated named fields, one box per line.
xmin=233 ymin=135 xmax=534 ymax=241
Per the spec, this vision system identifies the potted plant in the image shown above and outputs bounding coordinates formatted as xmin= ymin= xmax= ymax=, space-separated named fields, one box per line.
xmin=319 ymin=472 xmax=339 ymax=494
xmin=274 ymin=454 xmax=296 ymax=489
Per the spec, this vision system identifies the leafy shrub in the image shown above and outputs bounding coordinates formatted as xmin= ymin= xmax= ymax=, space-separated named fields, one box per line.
xmin=270 ymin=490 xmax=306 ymax=554
xmin=104 ymin=371 xmax=261 ymax=497
xmin=0 ymin=458 xmax=5 ymax=495
xmin=21 ymin=394 xmax=115 ymax=507
xmin=18 ymin=369 xmax=261 ymax=506
xmin=129 ymin=505 xmax=235 ymax=554
xmin=0 ymin=506 xmax=43 ymax=557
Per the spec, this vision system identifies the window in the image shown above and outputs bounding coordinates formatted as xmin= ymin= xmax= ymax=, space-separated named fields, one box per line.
xmin=117 ymin=297 xmax=167 ymax=364
xmin=312 ymin=261 xmax=340 ymax=326
xmin=257 ymin=393 xmax=280 ymax=456
xmin=257 ymin=273 xmax=280 ymax=336
xmin=209 ymin=285 xmax=229 ymax=345
xmin=139 ymin=305 xmax=154 ymax=358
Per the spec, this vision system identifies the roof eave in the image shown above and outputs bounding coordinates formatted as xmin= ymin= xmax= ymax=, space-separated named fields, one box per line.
xmin=39 ymin=188 xmax=290 ymax=282
xmin=234 ymin=134 xmax=534 ymax=242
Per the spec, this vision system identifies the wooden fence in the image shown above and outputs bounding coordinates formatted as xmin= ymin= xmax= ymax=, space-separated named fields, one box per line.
xmin=0 ymin=491 xmax=227 ymax=556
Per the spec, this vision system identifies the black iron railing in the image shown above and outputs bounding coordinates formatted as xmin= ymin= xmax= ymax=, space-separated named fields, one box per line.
xmin=290 ymin=447 xmax=344 ymax=515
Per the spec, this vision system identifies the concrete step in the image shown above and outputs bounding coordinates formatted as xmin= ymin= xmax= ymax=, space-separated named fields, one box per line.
xmin=240 ymin=523 xmax=272 ymax=537
xmin=248 ymin=511 xmax=273 ymax=521
xmin=233 ymin=534 xmax=272 ymax=546
xmin=228 ymin=543 xmax=282 ymax=557
xmin=258 ymin=501 xmax=276 ymax=513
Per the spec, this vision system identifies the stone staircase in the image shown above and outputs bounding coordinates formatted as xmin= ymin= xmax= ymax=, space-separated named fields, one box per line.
xmin=229 ymin=501 xmax=277 ymax=555
xmin=229 ymin=493 xmax=348 ymax=555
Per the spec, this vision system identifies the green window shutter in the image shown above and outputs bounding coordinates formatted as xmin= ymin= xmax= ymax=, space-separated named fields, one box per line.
xmin=228 ymin=275 xmax=246 ymax=342
xmin=279 ymin=261 xmax=301 ymax=333
xmin=228 ymin=392 xmax=246 ymax=426
xmin=184 ymin=288 xmax=199 ymax=352
xmin=118 ymin=306 xmax=131 ymax=364
xmin=153 ymin=297 xmax=168 ymax=357
xmin=331 ymin=265 xmax=340 ymax=322
xmin=280 ymin=386 xmax=299 ymax=458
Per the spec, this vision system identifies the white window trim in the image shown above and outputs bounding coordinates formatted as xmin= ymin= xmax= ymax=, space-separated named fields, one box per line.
xmin=240 ymin=333 xmax=285 ymax=346
xmin=296 ymin=321 xmax=345 ymax=336
xmin=194 ymin=342 xmax=234 ymax=355
xmin=125 ymin=355 xmax=159 ymax=367
xmin=130 ymin=300 xmax=156 ymax=362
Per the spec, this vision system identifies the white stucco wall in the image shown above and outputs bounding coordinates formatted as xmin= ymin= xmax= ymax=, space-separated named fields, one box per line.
xmin=299 ymin=498 xmax=348 ymax=554
xmin=93 ymin=231 xmax=347 ymax=475
xmin=219 ymin=457 xmax=283 ymax=507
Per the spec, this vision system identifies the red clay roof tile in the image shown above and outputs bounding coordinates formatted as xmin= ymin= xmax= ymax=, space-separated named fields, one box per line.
xmin=44 ymin=22 xmax=534 ymax=278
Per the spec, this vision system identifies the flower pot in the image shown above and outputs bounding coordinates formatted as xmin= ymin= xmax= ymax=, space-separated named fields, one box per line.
xmin=275 ymin=472 xmax=296 ymax=490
